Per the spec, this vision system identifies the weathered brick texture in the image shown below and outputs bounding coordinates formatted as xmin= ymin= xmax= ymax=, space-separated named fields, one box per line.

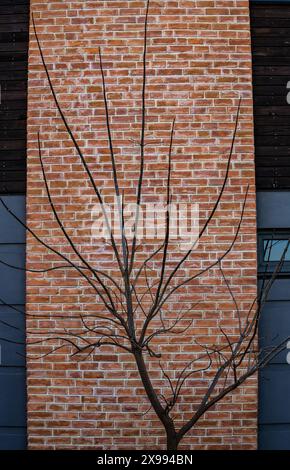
xmin=26 ymin=0 xmax=257 ymax=449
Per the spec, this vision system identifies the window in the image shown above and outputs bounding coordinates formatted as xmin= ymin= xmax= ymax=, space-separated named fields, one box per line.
xmin=263 ymin=239 xmax=290 ymax=262
xmin=259 ymin=232 xmax=290 ymax=273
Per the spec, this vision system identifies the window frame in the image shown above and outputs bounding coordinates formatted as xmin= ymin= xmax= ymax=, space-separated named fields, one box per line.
xmin=258 ymin=231 xmax=290 ymax=274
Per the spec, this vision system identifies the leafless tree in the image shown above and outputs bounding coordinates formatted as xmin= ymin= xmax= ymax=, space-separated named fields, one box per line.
xmin=0 ymin=0 xmax=289 ymax=450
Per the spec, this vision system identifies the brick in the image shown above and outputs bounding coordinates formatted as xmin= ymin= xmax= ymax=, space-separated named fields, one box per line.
xmin=26 ymin=0 xmax=257 ymax=451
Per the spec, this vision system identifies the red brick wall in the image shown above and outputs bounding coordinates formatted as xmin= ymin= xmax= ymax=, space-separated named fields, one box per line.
xmin=26 ymin=0 xmax=257 ymax=449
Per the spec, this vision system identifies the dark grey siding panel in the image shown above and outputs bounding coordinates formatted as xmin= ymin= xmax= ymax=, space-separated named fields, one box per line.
xmin=0 ymin=0 xmax=28 ymax=449
xmin=257 ymin=190 xmax=290 ymax=449
xmin=0 ymin=368 xmax=26 ymax=426
xmin=257 ymin=192 xmax=290 ymax=228
xmin=251 ymin=2 xmax=290 ymax=451
xmin=259 ymin=425 xmax=290 ymax=451
xmin=258 ymin=275 xmax=290 ymax=449
xmin=0 ymin=306 xmax=25 ymax=366
xmin=0 ymin=195 xmax=26 ymax=448
xmin=259 ymin=278 xmax=290 ymax=301
xmin=0 ymin=245 xmax=25 ymax=304
xmin=0 ymin=427 xmax=26 ymax=450
xmin=0 ymin=195 xmax=25 ymax=242
xmin=259 ymin=300 xmax=290 ymax=364
xmin=259 ymin=365 xmax=290 ymax=424
xmin=258 ymin=281 xmax=290 ymax=424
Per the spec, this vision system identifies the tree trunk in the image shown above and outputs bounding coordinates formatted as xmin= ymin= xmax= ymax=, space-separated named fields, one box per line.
xmin=166 ymin=430 xmax=179 ymax=450
xmin=133 ymin=349 xmax=179 ymax=451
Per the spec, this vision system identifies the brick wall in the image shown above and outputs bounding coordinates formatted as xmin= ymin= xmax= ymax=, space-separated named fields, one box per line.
xmin=26 ymin=0 xmax=257 ymax=449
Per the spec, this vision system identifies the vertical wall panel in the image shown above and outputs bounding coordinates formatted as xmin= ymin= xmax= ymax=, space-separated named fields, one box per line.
xmin=0 ymin=0 xmax=29 ymax=194
xmin=251 ymin=2 xmax=290 ymax=450
xmin=0 ymin=0 xmax=29 ymax=450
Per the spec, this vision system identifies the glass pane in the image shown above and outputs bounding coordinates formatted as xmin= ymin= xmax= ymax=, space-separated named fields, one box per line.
xmin=263 ymin=239 xmax=290 ymax=262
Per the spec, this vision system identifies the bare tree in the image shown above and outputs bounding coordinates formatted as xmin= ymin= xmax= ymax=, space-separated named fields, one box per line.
xmin=0 ymin=0 xmax=289 ymax=450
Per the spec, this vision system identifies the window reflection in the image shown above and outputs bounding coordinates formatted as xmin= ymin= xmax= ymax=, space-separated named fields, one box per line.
xmin=263 ymin=239 xmax=290 ymax=262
